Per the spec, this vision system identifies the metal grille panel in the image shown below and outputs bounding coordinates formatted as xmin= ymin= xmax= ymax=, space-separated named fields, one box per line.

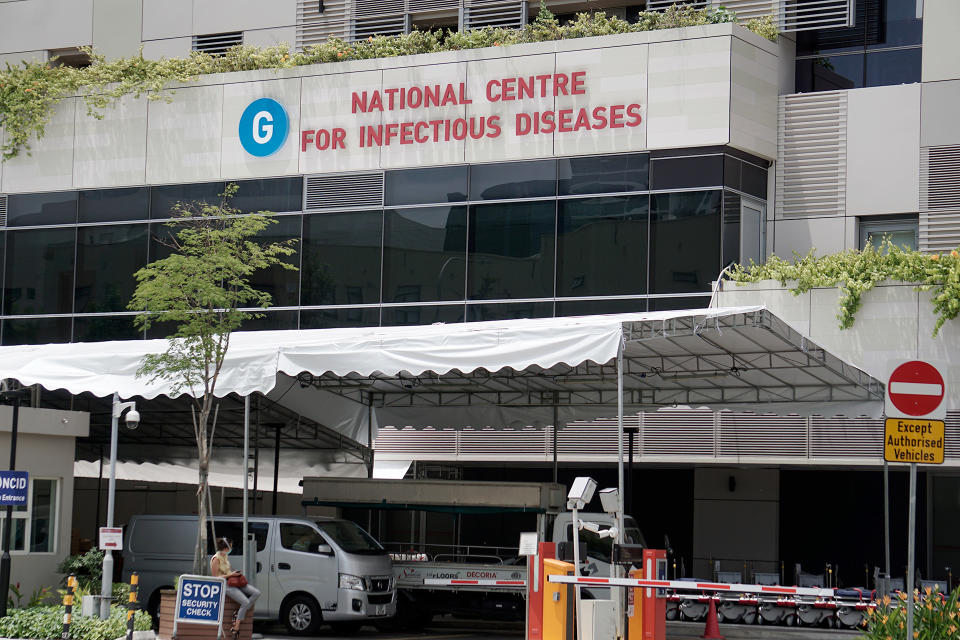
xmin=192 ymin=32 xmax=243 ymax=55
xmin=810 ymin=416 xmax=883 ymax=458
xmin=304 ymin=173 xmax=384 ymax=210
xmin=0 ymin=195 xmax=6 ymax=228
xmin=920 ymin=145 xmax=960 ymax=253
xmin=352 ymin=15 xmax=407 ymax=39
xmin=779 ymin=0 xmax=855 ymax=32
xmin=777 ymin=91 xmax=847 ymax=217
xmin=298 ymin=0 xmax=350 ymax=49
xmin=463 ymin=0 xmax=526 ymax=30
xmin=640 ymin=411 xmax=715 ymax=456
xmin=719 ymin=414 xmax=807 ymax=457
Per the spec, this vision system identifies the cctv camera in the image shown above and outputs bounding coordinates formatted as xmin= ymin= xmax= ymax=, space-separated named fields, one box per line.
xmin=124 ymin=409 xmax=140 ymax=430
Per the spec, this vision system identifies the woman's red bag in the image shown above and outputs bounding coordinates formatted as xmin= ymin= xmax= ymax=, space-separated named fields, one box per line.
xmin=227 ymin=574 xmax=248 ymax=588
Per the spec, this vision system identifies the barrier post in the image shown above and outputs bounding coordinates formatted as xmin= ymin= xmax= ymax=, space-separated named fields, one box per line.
xmin=61 ymin=575 xmax=76 ymax=640
xmin=126 ymin=573 xmax=139 ymax=640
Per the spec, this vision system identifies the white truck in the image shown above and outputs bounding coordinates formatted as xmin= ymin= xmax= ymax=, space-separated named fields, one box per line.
xmin=300 ymin=477 xmax=645 ymax=629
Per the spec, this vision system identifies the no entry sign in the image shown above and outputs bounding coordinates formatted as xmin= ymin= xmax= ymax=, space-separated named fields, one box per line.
xmin=885 ymin=360 xmax=946 ymax=420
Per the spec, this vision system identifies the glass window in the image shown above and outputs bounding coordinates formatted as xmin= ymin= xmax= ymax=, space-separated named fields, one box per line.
xmin=467 ymin=201 xmax=556 ymax=300
xmin=740 ymin=162 xmax=768 ymax=199
xmin=232 ymin=178 xmax=303 ymax=214
xmin=722 ymin=191 xmax=741 ymax=268
xmin=6 ymin=192 xmax=77 ymax=227
xmin=865 ymin=48 xmax=921 ymax=87
xmin=650 ymin=155 xmax=723 ymax=190
xmin=648 ymin=295 xmax=711 ymax=311
xmin=859 ymin=216 xmax=918 ymax=250
xmin=237 ymin=310 xmax=299 ymax=332
xmin=150 ymin=182 xmax=225 ymax=219
xmin=78 ymin=187 xmax=149 ymax=223
xmin=300 ymin=308 xmax=379 ymax=329
xmin=206 ymin=520 xmax=270 ymax=553
xmin=385 ymin=166 xmax=468 ymax=206
xmin=72 ymin=316 xmax=141 ymax=342
xmin=4 ymin=228 xmax=75 ymax=315
xmin=75 ymin=224 xmax=148 ymax=313
xmin=29 ymin=479 xmax=56 ymax=553
xmin=470 ymin=160 xmax=556 ymax=200
xmin=868 ymin=0 xmax=922 ymax=49
xmin=465 ymin=301 xmax=554 ymax=322
xmin=383 ymin=206 xmax=467 ymax=303
xmin=249 ymin=215 xmax=301 ymax=307
xmin=723 ymin=155 xmax=741 ymax=191
xmin=650 ymin=191 xmax=721 ymax=294
xmin=556 ymin=195 xmax=648 ymax=297
xmin=280 ymin=523 xmax=329 ymax=553
xmin=315 ymin=520 xmax=384 ymax=554
xmin=2 ymin=318 xmax=72 ymax=345
xmin=558 ymin=154 xmax=649 ymax=196
xmin=796 ymin=55 xmax=864 ymax=92
xmin=556 ymin=298 xmax=648 ymax=317
xmin=301 ymin=211 xmax=382 ymax=306
xmin=382 ymin=304 xmax=464 ymax=326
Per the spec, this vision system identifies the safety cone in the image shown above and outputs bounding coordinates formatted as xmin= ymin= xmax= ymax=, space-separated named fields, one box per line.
xmin=701 ymin=598 xmax=725 ymax=640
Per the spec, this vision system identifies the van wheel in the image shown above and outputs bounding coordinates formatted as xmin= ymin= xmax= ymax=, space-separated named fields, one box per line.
xmin=330 ymin=622 xmax=363 ymax=635
xmin=281 ymin=595 xmax=321 ymax=635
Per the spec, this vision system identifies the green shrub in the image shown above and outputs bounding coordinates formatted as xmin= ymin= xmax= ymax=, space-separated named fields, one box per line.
xmin=57 ymin=550 xmax=105 ymax=593
xmin=860 ymin=588 xmax=959 ymax=639
xmin=0 ymin=604 xmax=151 ymax=640
xmin=729 ymin=240 xmax=960 ymax=336
xmin=0 ymin=2 xmax=777 ymax=161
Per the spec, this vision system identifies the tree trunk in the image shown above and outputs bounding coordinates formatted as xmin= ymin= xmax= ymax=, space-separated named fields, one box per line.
xmin=195 ymin=462 xmax=209 ymax=574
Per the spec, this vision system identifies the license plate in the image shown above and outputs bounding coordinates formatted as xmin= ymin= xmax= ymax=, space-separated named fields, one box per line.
xmin=375 ymin=605 xmax=386 ymax=616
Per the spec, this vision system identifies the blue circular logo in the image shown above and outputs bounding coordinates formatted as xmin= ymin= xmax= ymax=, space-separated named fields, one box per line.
xmin=238 ymin=98 xmax=289 ymax=157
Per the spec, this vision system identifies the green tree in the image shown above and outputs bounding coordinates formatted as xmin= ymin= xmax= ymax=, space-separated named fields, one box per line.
xmin=128 ymin=183 xmax=297 ymax=572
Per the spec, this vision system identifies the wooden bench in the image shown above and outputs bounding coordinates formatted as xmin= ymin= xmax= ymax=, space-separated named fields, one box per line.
xmin=157 ymin=590 xmax=255 ymax=640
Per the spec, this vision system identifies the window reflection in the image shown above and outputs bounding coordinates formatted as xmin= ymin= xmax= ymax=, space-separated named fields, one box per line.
xmin=796 ymin=55 xmax=864 ymax=92
xmin=302 ymin=211 xmax=382 ymax=306
xmin=1 ymin=318 xmax=72 ymax=345
xmin=382 ymin=304 xmax=464 ymax=326
xmin=558 ymin=154 xmax=648 ymax=196
xmin=650 ymin=191 xmax=721 ymax=294
xmin=865 ymin=48 xmax=921 ymax=86
xmin=72 ymin=316 xmax=141 ymax=342
xmin=556 ymin=298 xmax=648 ymax=317
xmin=232 ymin=178 xmax=303 ymax=214
xmin=467 ymin=201 xmax=556 ymax=300
xmin=150 ymin=182 xmax=225 ymax=219
xmin=6 ymin=192 xmax=77 ymax=227
xmin=650 ymin=155 xmax=723 ymax=190
xmin=301 ymin=308 xmax=379 ymax=329
xmin=385 ymin=166 xmax=468 ymax=206
xmin=465 ymin=301 xmax=553 ymax=322
xmin=249 ymin=215 xmax=301 ymax=307
xmin=556 ymin=196 xmax=648 ymax=297
xmin=470 ymin=160 xmax=556 ymax=200
xmin=75 ymin=224 xmax=148 ymax=313
xmin=237 ymin=311 xmax=299 ymax=332
xmin=383 ymin=207 xmax=467 ymax=303
xmin=4 ymin=228 xmax=76 ymax=315
xmin=78 ymin=187 xmax=149 ymax=223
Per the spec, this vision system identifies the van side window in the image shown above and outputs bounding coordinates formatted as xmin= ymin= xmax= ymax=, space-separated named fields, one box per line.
xmin=206 ymin=521 xmax=270 ymax=554
xmin=280 ymin=523 xmax=327 ymax=553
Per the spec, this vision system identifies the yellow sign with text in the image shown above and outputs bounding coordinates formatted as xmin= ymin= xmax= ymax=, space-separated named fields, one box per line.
xmin=884 ymin=418 xmax=945 ymax=464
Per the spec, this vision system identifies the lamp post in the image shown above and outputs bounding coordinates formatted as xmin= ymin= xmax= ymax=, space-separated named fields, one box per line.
xmin=100 ymin=393 xmax=139 ymax=619
xmin=0 ymin=386 xmax=28 ymax=619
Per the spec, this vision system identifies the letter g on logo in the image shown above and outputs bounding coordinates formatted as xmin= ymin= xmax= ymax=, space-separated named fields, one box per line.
xmin=239 ymin=98 xmax=288 ymax=157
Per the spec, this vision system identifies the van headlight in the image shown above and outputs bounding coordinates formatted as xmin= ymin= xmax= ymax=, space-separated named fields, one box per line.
xmin=339 ymin=574 xmax=365 ymax=591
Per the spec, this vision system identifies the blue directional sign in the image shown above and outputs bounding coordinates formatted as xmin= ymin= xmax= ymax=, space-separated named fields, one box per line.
xmin=175 ymin=575 xmax=226 ymax=626
xmin=0 ymin=471 xmax=28 ymax=507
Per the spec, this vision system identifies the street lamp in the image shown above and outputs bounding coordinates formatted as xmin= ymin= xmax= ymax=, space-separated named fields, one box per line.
xmin=100 ymin=392 xmax=139 ymax=619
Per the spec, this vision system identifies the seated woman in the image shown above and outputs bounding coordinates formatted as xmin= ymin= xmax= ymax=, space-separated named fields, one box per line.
xmin=210 ymin=537 xmax=261 ymax=639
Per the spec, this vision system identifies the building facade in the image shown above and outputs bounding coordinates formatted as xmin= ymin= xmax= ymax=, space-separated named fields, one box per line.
xmin=0 ymin=0 xmax=958 ymax=589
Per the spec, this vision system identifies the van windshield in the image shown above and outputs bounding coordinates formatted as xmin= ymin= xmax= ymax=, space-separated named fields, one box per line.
xmin=315 ymin=520 xmax=385 ymax=555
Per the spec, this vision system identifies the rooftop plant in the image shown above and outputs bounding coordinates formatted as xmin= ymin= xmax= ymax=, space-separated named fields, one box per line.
xmin=728 ymin=240 xmax=960 ymax=336
xmin=0 ymin=3 xmax=777 ymax=161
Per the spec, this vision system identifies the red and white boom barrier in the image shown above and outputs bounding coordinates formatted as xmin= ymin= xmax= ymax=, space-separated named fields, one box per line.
xmin=546 ymin=575 xmax=836 ymax=598
xmin=423 ymin=578 xmax=527 ymax=587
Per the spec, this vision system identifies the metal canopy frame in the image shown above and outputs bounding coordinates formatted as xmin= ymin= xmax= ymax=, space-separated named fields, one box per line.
xmin=292 ymin=309 xmax=883 ymax=410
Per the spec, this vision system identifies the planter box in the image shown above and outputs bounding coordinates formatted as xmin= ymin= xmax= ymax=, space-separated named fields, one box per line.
xmin=156 ymin=590 xmax=253 ymax=640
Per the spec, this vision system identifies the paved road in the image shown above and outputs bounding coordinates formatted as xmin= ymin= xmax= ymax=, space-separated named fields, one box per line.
xmin=254 ymin=620 xmax=523 ymax=640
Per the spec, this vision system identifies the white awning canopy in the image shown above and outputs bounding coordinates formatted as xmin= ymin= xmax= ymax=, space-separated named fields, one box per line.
xmin=0 ymin=307 xmax=883 ymax=416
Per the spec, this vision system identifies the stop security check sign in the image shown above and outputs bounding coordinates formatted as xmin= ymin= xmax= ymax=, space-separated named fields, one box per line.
xmin=885 ymin=360 xmax=945 ymax=420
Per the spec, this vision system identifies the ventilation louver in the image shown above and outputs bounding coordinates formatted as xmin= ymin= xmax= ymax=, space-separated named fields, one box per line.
xmin=304 ymin=173 xmax=384 ymax=210
xmin=920 ymin=144 xmax=960 ymax=253
xmin=192 ymin=32 xmax=243 ymax=55
xmin=0 ymin=195 xmax=6 ymax=228
xmin=297 ymin=0 xmax=350 ymax=49
xmin=462 ymin=0 xmax=526 ymax=30
xmin=645 ymin=0 xmax=853 ymax=32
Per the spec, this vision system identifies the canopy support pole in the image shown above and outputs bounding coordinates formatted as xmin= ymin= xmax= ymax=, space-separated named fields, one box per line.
xmin=616 ymin=338 xmax=625 ymax=639
xmin=243 ymin=396 xmax=251 ymax=584
xmin=552 ymin=391 xmax=559 ymax=484
xmin=272 ymin=425 xmax=281 ymax=515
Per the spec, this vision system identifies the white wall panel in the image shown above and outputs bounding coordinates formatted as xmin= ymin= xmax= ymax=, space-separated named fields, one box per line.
xmin=464 ymin=52 xmax=556 ymax=163
xmin=846 ymin=84 xmax=920 ymax=216
xmin=300 ymin=70 xmax=383 ymax=174
xmin=920 ymin=80 xmax=960 ymax=148
xmin=771 ymin=215 xmax=846 ymax=258
xmin=244 ymin=27 xmax=298 ymax=49
xmin=647 ymin=36 xmax=731 ymax=150
xmin=221 ymin=78 xmax=302 ymax=180
xmin=0 ymin=51 xmax=46 ymax=67
xmin=380 ymin=62 xmax=468 ymax=169
xmin=141 ymin=37 xmax=192 ymax=60
xmin=553 ymin=44 xmax=648 ymax=158
xmin=0 ymin=0 xmax=93 ymax=55
xmin=141 ymin=0 xmax=192 ymax=41
xmin=194 ymin=0 xmax=297 ymax=34
xmin=74 ymin=94 xmax=148 ymax=188
xmin=729 ymin=37 xmax=777 ymax=160
xmin=146 ymin=85 xmax=224 ymax=184
xmin=92 ymin=0 xmax=142 ymax=59
xmin=1 ymin=98 xmax=77 ymax=193
xmin=921 ymin=0 xmax=960 ymax=83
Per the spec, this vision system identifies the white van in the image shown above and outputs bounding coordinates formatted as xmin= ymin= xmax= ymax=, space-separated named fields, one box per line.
xmin=122 ymin=514 xmax=396 ymax=635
